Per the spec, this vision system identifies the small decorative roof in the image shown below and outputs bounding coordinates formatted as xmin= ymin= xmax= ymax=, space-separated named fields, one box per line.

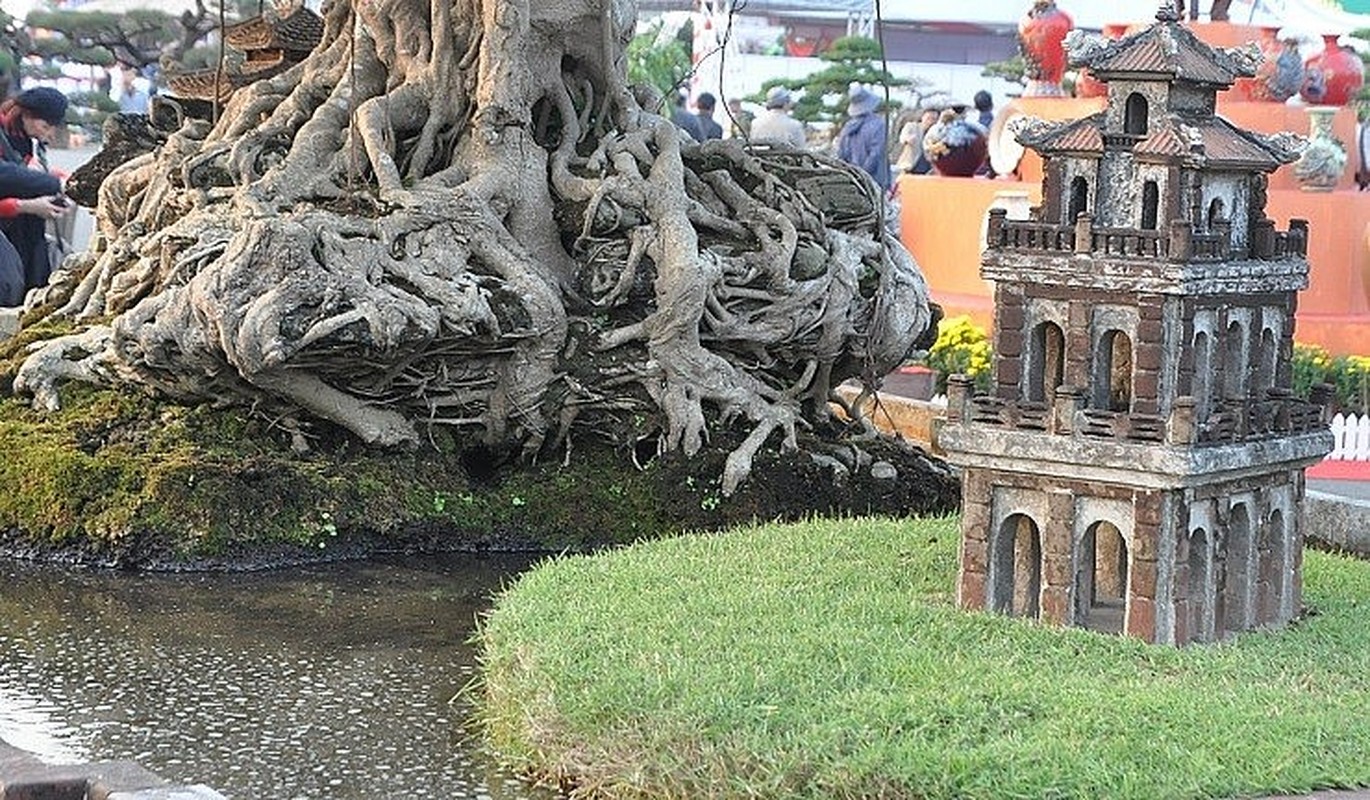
xmin=164 ymin=1 xmax=321 ymax=106
xmin=1065 ymin=17 xmax=1258 ymax=87
xmin=1017 ymin=114 xmax=1103 ymax=155
xmin=1018 ymin=114 xmax=1303 ymax=170
xmin=224 ymin=4 xmax=323 ymax=54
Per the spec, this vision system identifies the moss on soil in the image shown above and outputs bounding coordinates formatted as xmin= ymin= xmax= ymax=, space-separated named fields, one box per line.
xmin=0 ymin=385 xmax=958 ymax=569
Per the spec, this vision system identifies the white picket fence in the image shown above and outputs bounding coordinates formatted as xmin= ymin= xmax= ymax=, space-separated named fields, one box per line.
xmin=1329 ymin=413 xmax=1370 ymax=462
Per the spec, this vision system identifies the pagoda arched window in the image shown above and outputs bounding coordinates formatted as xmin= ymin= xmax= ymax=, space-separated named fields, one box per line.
xmin=1222 ymin=320 xmax=1247 ymax=399
xmin=1028 ymin=321 xmax=1065 ymax=403
xmin=1208 ymin=197 xmax=1226 ymax=229
xmin=1188 ymin=527 xmax=1214 ymax=642
xmin=1219 ymin=503 xmax=1254 ymax=634
xmin=991 ymin=513 xmax=1042 ymax=619
xmin=1125 ymin=93 xmax=1149 ymax=135
xmin=1193 ymin=329 xmax=1214 ymax=417
xmin=1141 ymin=181 xmax=1159 ymax=230
xmin=1068 ymin=176 xmax=1089 ymax=223
xmin=1076 ymin=521 xmax=1129 ymax=634
xmin=1093 ymin=329 xmax=1133 ymax=412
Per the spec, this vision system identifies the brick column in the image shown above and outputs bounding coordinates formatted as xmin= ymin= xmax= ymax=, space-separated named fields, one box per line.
xmin=1039 ymin=490 xmax=1076 ymax=626
xmin=957 ymin=470 xmax=992 ymax=611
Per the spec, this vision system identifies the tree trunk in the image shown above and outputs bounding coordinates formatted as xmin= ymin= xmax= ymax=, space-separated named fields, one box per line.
xmin=12 ymin=0 xmax=936 ymax=496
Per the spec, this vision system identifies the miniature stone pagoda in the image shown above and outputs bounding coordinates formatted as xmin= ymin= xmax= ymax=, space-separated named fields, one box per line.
xmin=936 ymin=6 xmax=1334 ymax=645
xmin=163 ymin=1 xmax=323 ymax=119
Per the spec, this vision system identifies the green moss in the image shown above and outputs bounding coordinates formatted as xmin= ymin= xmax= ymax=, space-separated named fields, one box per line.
xmin=0 ymin=386 xmax=956 ymax=565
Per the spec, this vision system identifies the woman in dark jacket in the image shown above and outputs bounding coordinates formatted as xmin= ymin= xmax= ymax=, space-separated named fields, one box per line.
xmin=0 ymin=87 xmax=70 ymax=306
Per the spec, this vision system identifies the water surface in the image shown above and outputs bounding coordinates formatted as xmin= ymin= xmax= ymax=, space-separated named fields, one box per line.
xmin=0 ymin=554 xmax=556 ymax=799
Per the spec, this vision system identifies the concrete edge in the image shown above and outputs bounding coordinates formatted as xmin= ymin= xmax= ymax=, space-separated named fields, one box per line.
xmin=1304 ymin=490 xmax=1370 ymax=558
xmin=0 ymin=738 xmax=225 ymax=800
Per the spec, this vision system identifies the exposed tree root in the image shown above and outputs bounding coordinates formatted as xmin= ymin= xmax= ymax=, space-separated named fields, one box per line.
xmin=9 ymin=0 xmax=937 ymax=495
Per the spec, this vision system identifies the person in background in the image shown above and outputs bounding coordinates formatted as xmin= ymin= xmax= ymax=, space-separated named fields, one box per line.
xmin=117 ymin=66 xmax=151 ymax=114
xmin=0 ymin=87 xmax=71 ymax=305
xmin=671 ymin=91 xmax=704 ymax=142
xmin=972 ymin=90 xmax=996 ymax=177
xmin=694 ymin=92 xmax=723 ymax=140
xmin=725 ymin=97 xmax=753 ymax=139
xmin=895 ymin=106 xmax=939 ymax=174
xmin=749 ymin=86 xmax=806 ymax=147
xmin=836 ymin=83 xmax=890 ymax=190
xmin=973 ymin=90 xmax=994 ymax=130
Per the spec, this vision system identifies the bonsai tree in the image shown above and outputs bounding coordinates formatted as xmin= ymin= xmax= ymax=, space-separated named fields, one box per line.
xmin=752 ymin=35 xmax=910 ymax=128
xmin=10 ymin=0 xmax=938 ymax=497
xmin=0 ymin=9 xmax=30 ymax=98
xmin=24 ymin=0 xmax=251 ymax=71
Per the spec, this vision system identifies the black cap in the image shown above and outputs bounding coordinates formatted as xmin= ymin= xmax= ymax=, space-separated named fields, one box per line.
xmin=16 ymin=87 xmax=68 ymax=126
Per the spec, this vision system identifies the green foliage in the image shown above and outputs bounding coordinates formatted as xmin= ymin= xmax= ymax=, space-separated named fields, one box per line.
xmin=1292 ymin=343 xmax=1369 ymax=414
xmin=21 ymin=0 xmax=256 ymax=71
xmin=627 ymin=19 xmax=692 ymax=105
xmin=480 ymin=516 xmax=1370 ymax=800
xmin=753 ymin=35 xmax=910 ymax=128
xmin=0 ymin=8 xmax=30 ymax=97
xmin=920 ymin=314 xmax=992 ymax=393
xmin=981 ymin=54 xmax=1027 ymax=87
xmin=1352 ymin=28 xmax=1370 ymax=119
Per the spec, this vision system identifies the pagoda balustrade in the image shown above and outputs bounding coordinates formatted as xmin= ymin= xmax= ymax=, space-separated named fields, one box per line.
xmin=986 ymin=210 xmax=1308 ymax=262
xmin=1091 ymin=226 xmax=1169 ymax=259
xmin=946 ymin=377 xmax=1326 ymax=447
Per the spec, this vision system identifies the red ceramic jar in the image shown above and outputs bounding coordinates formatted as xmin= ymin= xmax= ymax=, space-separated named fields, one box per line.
xmin=1300 ymin=33 xmax=1365 ymax=106
xmin=1019 ymin=1 xmax=1075 ymax=97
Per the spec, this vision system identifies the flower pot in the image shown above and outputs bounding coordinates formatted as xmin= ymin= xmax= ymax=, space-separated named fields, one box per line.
xmin=1300 ymin=33 xmax=1365 ymax=106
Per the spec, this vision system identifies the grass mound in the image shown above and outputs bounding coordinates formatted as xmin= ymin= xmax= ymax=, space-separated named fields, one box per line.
xmin=478 ymin=516 xmax=1370 ymax=799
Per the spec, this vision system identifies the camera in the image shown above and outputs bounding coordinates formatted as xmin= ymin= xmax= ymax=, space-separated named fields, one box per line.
xmin=52 ymin=195 xmax=68 ymax=208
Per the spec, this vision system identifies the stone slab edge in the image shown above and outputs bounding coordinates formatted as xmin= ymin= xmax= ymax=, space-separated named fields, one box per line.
xmin=0 ymin=738 xmax=224 ymax=800
xmin=1305 ymin=490 xmax=1370 ymax=558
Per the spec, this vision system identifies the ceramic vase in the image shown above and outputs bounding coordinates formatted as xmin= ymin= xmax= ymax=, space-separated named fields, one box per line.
xmin=927 ymin=119 xmax=989 ymax=177
xmin=1018 ymin=0 xmax=1074 ymax=97
xmin=1232 ymin=27 xmax=1302 ymax=102
xmin=1293 ymin=106 xmax=1347 ymax=192
xmin=1300 ymin=34 xmax=1365 ymax=107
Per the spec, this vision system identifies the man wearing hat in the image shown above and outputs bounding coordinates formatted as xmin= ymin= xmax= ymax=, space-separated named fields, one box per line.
xmin=750 ymin=86 xmax=806 ymax=147
xmin=836 ymin=83 xmax=890 ymax=191
xmin=0 ymin=87 xmax=71 ymax=305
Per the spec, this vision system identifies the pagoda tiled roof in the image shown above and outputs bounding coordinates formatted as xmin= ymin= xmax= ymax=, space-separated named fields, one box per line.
xmin=224 ymin=4 xmax=323 ymax=54
xmin=1017 ymin=113 xmax=1300 ymax=170
xmin=164 ymin=59 xmax=295 ymax=102
xmin=1017 ymin=114 xmax=1104 ymax=154
xmin=1066 ymin=20 xmax=1257 ymax=87
xmin=163 ymin=3 xmax=320 ymax=107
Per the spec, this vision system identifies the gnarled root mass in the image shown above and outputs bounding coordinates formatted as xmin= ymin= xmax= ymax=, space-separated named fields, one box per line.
xmin=11 ymin=0 xmax=936 ymax=495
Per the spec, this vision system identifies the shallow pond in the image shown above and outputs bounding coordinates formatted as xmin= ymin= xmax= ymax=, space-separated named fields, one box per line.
xmin=0 ymin=554 xmax=557 ymax=799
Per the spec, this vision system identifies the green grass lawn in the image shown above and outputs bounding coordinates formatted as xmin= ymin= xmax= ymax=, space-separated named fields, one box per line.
xmin=477 ymin=516 xmax=1370 ymax=799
